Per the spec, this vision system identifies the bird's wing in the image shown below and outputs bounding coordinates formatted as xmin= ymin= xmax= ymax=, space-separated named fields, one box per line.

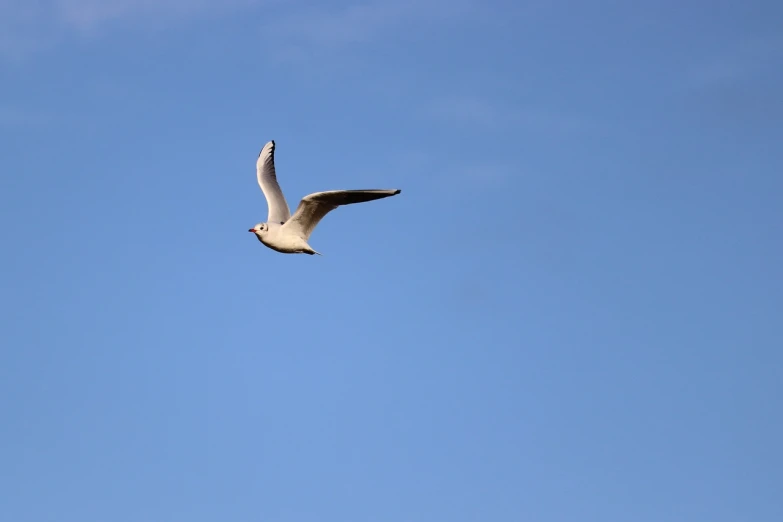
xmin=282 ymin=189 xmax=401 ymax=240
xmin=256 ymin=140 xmax=291 ymax=224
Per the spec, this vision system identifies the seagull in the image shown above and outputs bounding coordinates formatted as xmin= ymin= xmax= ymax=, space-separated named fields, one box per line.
xmin=249 ymin=140 xmax=401 ymax=255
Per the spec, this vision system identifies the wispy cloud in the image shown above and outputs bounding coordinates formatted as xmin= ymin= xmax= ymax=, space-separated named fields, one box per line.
xmin=55 ymin=0 xmax=258 ymax=30
xmin=683 ymin=34 xmax=783 ymax=90
xmin=263 ymin=0 xmax=475 ymax=60
xmin=677 ymin=33 xmax=783 ymax=130
xmin=0 ymin=105 xmax=49 ymax=129
xmin=1 ymin=0 xmax=477 ymax=61
xmin=0 ymin=1 xmax=54 ymax=60
xmin=0 ymin=0 xmax=260 ymax=59
xmin=429 ymin=95 xmax=509 ymax=128
xmin=428 ymin=94 xmax=599 ymax=134
xmin=450 ymin=163 xmax=514 ymax=186
xmin=271 ymin=2 xmax=417 ymax=48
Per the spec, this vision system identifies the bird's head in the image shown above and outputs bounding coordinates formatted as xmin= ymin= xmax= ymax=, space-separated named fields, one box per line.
xmin=248 ymin=223 xmax=268 ymax=236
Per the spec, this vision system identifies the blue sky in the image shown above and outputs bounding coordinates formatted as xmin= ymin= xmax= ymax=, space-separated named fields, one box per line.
xmin=1 ymin=1 xmax=782 ymax=520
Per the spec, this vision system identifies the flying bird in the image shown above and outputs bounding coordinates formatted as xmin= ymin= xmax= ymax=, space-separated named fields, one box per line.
xmin=249 ymin=140 xmax=401 ymax=255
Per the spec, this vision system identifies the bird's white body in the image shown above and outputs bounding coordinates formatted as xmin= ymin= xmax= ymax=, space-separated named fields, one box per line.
xmin=254 ymin=222 xmax=319 ymax=255
xmin=249 ymin=140 xmax=401 ymax=255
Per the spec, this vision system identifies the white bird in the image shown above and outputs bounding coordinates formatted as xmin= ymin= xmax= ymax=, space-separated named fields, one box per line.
xmin=249 ymin=140 xmax=401 ymax=255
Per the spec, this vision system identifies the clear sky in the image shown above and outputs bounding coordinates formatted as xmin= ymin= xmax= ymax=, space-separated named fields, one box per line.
xmin=1 ymin=1 xmax=782 ymax=521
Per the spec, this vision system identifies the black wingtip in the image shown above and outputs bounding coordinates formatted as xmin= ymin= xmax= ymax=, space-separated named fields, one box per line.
xmin=394 ymin=189 xmax=401 ymax=194
xmin=258 ymin=140 xmax=275 ymax=158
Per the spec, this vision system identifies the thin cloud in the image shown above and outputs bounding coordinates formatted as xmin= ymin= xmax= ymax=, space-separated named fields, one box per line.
xmin=0 ymin=0 xmax=261 ymax=59
xmin=55 ymin=0 xmax=259 ymax=30
xmin=429 ymin=95 xmax=507 ymax=128
xmin=677 ymin=33 xmax=783 ymax=130
xmin=0 ymin=1 xmax=55 ymax=60
xmin=1 ymin=0 xmax=475 ymax=61
xmin=0 ymin=105 xmax=51 ymax=129
xmin=264 ymin=0 xmax=475 ymax=54
xmin=271 ymin=2 xmax=416 ymax=47
xmin=428 ymin=94 xmax=599 ymax=134
xmin=683 ymin=34 xmax=783 ymax=90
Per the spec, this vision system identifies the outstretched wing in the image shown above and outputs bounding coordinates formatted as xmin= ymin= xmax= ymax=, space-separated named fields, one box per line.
xmin=256 ymin=140 xmax=291 ymax=224
xmin=282 ymin=189 xmax=401 ymax=240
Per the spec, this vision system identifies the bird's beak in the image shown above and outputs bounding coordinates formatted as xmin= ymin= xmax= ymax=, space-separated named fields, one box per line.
xmin=248 ymin=228 xmax=255 ymax=233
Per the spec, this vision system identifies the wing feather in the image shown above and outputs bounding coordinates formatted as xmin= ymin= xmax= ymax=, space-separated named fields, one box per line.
xmin=282 ymin=189 xmax=400 ymax=240
xmin=256 ymin=140 xmax=291 ymax=224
